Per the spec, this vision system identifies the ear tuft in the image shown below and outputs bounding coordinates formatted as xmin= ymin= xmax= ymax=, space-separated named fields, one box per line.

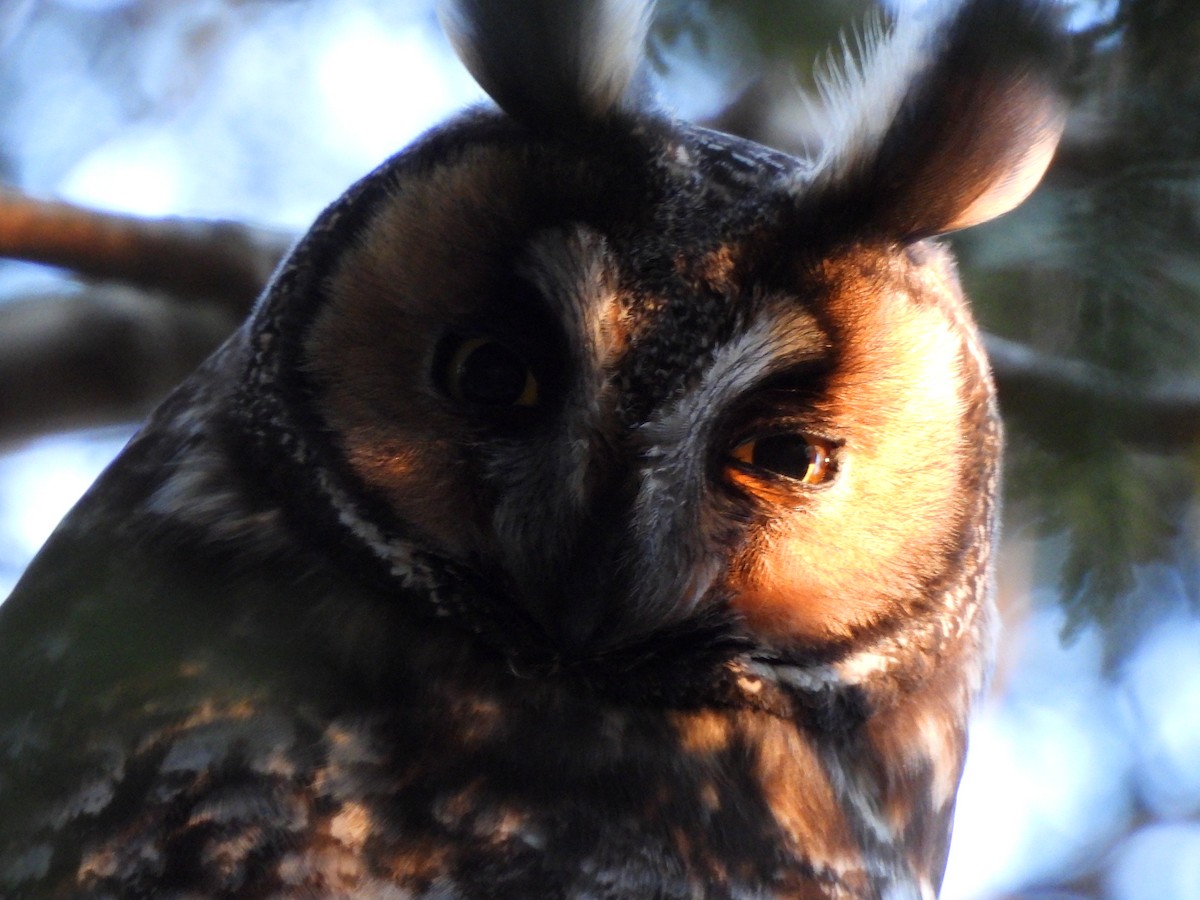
xmin=805 ymin=0 xmax=1069 ymax=240
xmin=440 ymin=0 xmax=655 ymax=129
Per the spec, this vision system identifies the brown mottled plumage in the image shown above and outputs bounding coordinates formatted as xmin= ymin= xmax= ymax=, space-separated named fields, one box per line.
xmin=0 ymin=0 xmax=1065 ymax=896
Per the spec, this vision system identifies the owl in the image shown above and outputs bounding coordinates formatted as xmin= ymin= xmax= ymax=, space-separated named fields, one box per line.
xmin=0 ymin=0 xmax=1065 ymax=897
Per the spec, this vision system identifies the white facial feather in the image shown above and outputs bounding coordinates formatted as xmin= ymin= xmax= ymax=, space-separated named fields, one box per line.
xmin=803 ymin=8 xmax=929 ymax=185
xmin=489 ymin=227 xmax=620 ymax=534
xmin=630 ymin=307 xmax=828 ymax=625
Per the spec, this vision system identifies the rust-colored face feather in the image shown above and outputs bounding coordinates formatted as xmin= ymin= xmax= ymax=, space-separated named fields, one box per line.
xmin=0 ymin=0 xmax=1066 ymax=897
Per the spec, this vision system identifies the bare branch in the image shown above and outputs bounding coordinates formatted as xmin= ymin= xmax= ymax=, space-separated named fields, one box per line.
xmin=0 ymin=288 xmax=240 ymax=446
xmin=0 ymin=191 xmax=292 ymax=313
xmin=986 ymin=334 xmax=1200 ymax=452
xmin=3 ymin=195 xmax=1200 ymax=455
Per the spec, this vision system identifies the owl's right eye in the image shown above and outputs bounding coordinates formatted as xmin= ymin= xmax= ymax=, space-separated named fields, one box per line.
xmin=727 ymin=433 xmax=837 ymax=488
xmin=441 ymin=336 xmax=540 ymax=407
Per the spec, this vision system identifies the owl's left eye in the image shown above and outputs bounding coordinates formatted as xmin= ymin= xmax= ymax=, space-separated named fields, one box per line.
xmin=442 ymin=336 xmax=539 ymax=407
xmin=728 ymin=433 xmax=836 ymax=486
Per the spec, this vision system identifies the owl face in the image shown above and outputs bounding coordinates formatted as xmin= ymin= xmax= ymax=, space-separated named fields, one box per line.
xmin=238 ymin=0 xmax=1068 ymax=678
xmin=297 ymin=123 xmax=992 ymax=661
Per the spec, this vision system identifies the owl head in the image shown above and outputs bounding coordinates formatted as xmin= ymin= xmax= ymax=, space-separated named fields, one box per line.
xmin=228 ymin=0 xmax=1064 ymax=691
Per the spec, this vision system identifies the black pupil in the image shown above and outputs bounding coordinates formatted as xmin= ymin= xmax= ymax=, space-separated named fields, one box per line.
xmin=458 ymin=342 xmax=528 ymax=405
xmin=752 ymin=434 xmax=816 ymax=479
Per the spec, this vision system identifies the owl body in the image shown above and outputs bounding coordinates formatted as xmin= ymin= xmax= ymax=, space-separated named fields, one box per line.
xmin=0 ymin=2 xmax=1064 ymax=897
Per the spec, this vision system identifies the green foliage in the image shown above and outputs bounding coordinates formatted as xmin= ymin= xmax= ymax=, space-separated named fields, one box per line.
xmin=1005 ymin=434 xmax=1195 ymax=658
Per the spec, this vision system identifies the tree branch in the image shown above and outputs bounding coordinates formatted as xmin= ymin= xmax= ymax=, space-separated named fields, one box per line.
xmin=3 ymin=193 xmax=1200 ymax=454
xmin=986 ymin=334 xmax=1200 ymax=452
xmin=0 ymin=191 xmax=292 ymax=313
xmin=0 ymin=288 xmax=239 ymax=446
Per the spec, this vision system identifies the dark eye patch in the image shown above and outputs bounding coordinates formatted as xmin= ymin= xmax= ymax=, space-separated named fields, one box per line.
xmin=444 ymin=337 xmax=539 ymax=407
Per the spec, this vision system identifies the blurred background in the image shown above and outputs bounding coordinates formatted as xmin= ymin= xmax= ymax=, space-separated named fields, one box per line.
xmin=2 ymin=1 xmax=1200 ymax=897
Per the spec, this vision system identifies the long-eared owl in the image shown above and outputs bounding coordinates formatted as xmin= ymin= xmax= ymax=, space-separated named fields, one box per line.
xmin=0 ymin=0 xmax=1065 ymax=897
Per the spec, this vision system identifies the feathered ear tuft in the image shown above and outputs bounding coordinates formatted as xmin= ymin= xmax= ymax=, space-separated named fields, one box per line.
xmin=804 ymin=0 xmax=1069 ymax=241
xmin=440 ymin=0 xmax=655 ymax=129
